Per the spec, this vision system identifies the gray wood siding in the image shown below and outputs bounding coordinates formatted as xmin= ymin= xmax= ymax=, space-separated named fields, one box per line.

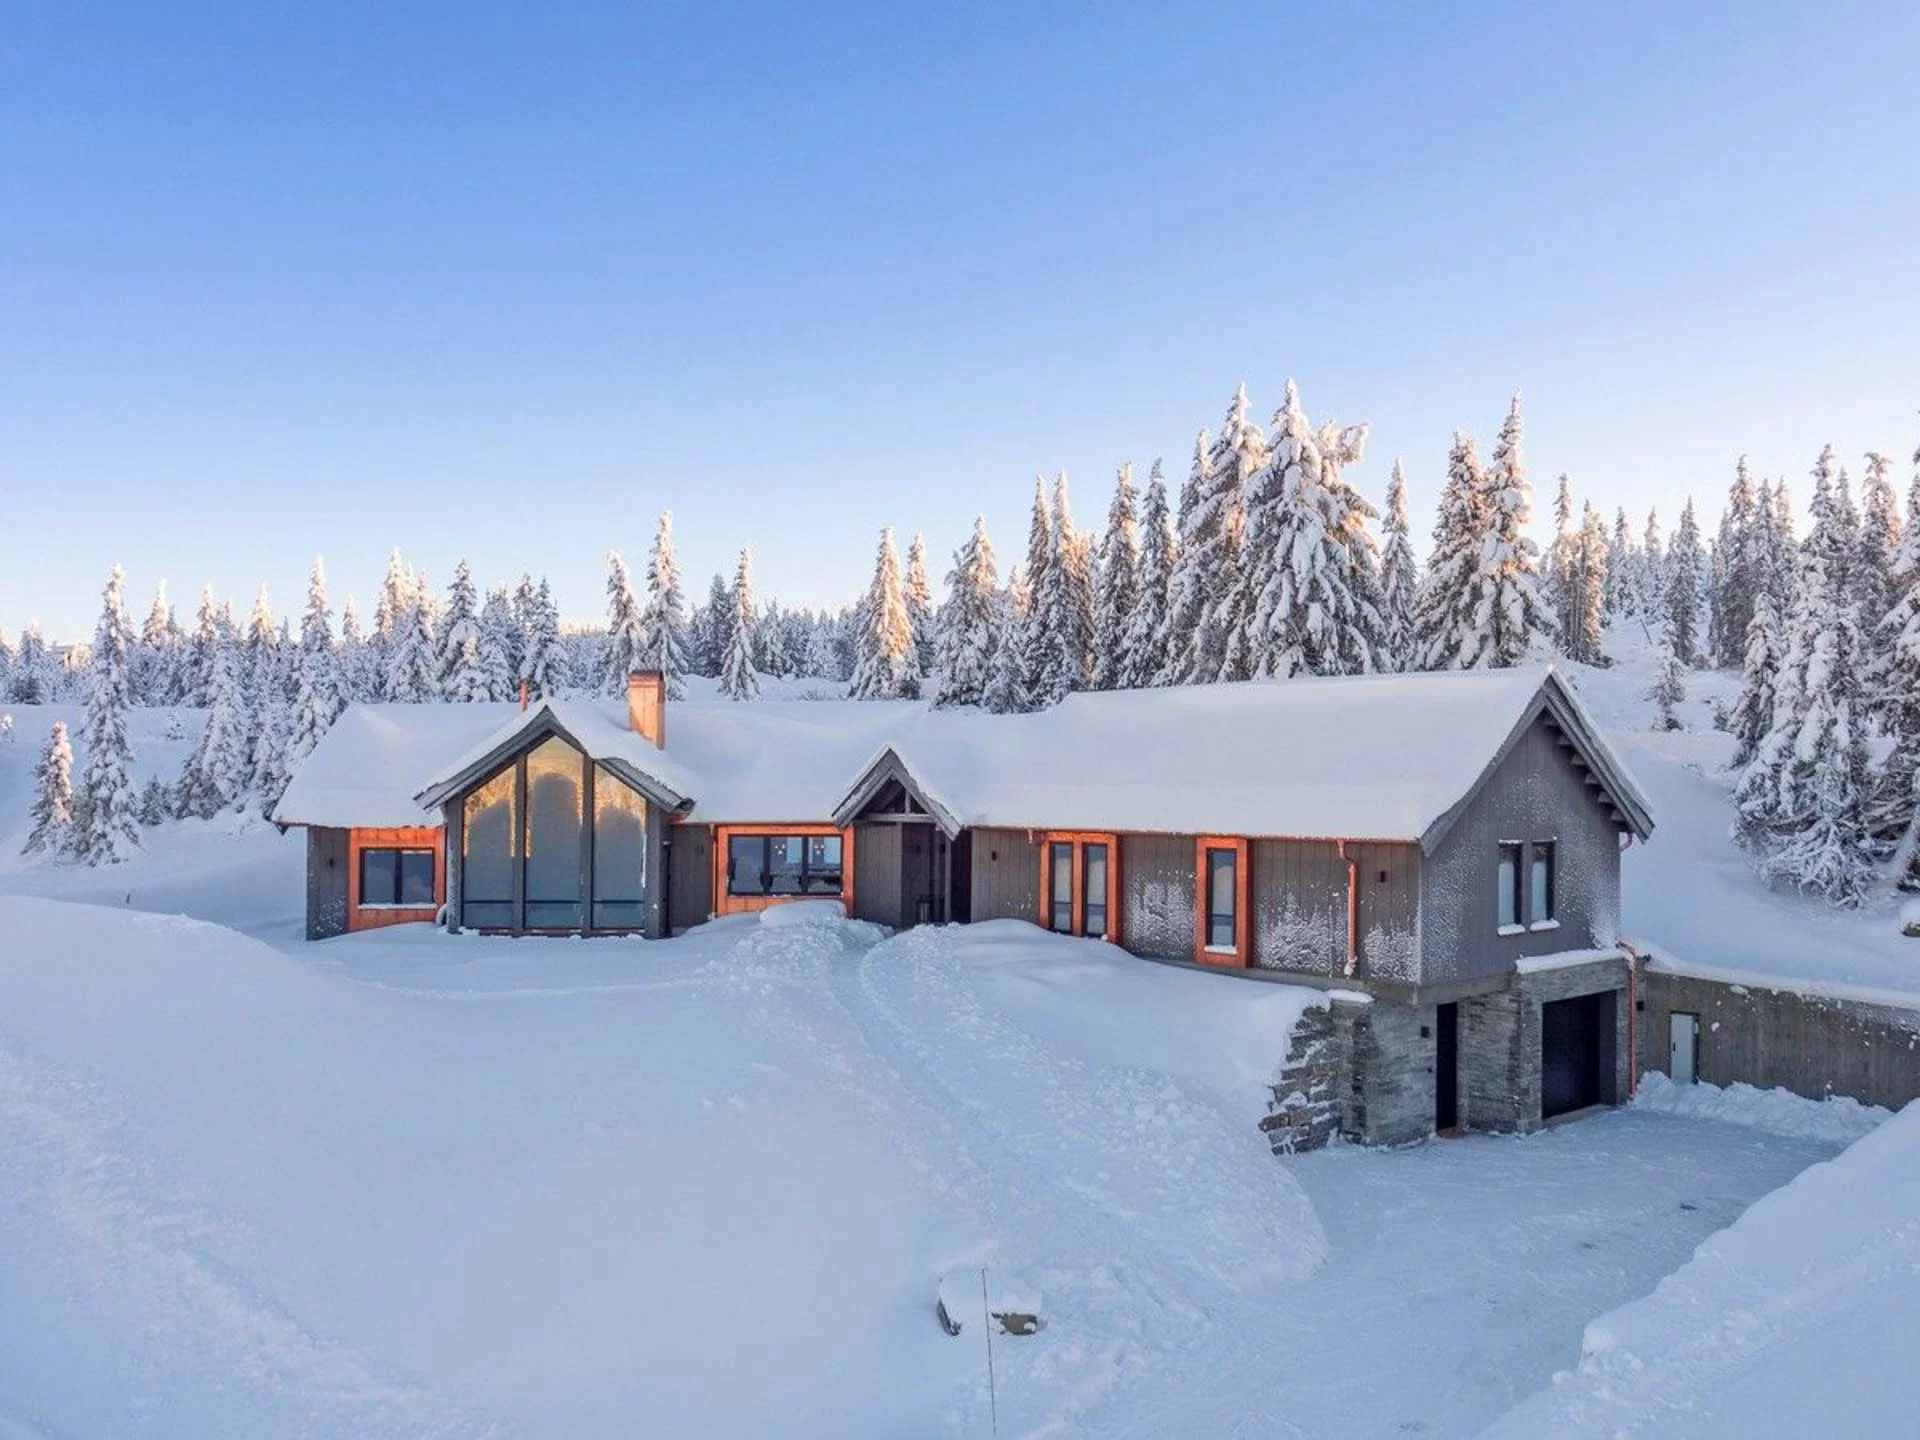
xmin=1250 ymin=839 xmax=1346 ymax=977
xmin=970 ymin=828 xmax=1041 ymax=924
xmin=306 ymin=826 xmax=350 ymax=940
xmin=1420 ymin=715 xmax=1623 ymax=985
xmin=854 ymin=822 xmax=905 ymax=928
xmin=1121 ymin=833 xmax=1194 ymax=960
xmin=1350 ymin=841 xmax=1422 ymax=983
xmin=667 ymin=823 xmax=713 ymax=931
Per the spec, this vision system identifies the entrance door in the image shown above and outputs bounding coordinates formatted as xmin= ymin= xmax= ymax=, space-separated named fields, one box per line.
xmin=1435 ymin=1002 xmax=1459 ymax=1132
xmin=1669 ymin=1013 xmax=1699 ymax=1085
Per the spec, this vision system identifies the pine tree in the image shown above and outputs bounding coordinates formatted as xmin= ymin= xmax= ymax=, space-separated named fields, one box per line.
xmin=1730 ymin=588 xmax=1783 ymax=770
xmin=1568 ymin=501 xmax=1610 ymax=666
xmin=249 ymin=693 xmax=293 ymax=818
xmin=903 ymin=532 xmax=934 ymax=679
xmin=1378 ymin=460 xmax=1419 ymax=672
xmin=1030 ymin=473 xmax=1093 ymax=704
xmin=639 ymin=511 xmax=691 ymax=699
xmin=436 ymin=559 xmax=482 ymax=700
xmin=473 ymin=587 xmax=518 ymax=701
xmin=602 ymin=549 xmax=648 ymax=694
xmin=137 ymin=776 xmax=172 ymax=827
xmin=373 ymin=548 xmax=415 ymax=677
xmin=1155 ymin=430 xmax=1211 ymax=683
xmin=697 ymin=571 xmax=732 ymax=678
xmin=1649 ymin=645 xmax=1686 ymax=731
xmin=73 ymin=566 xmax=141 ymax=864
xmin=1119 ymin=460 xmax=1176 ymax=687
xmin=10 ymin=624 xmax=52 ymax=703
xmin=1412 ymin=432 xmax=1489 ymax=670
xmin=848 ymin=529 xmax=919 ymax=700
xmin=178 ymin=586 xmax=219 ymax=707
xmin=1637 ymin=508 xmax=1668 ymax=620
xmin=22 ymin=720 xmax=74 ymax=856
xmin=1605 ymin=507 xmax=1635 ymax=619
xmin=520 ymin=578 xmax=567 ymax=700
xmin=135 ymin=581 xmax=174 ymax=705
xmin=286 ymin=557 xmax=343 ymax=771
xmin=1665 ymin=497 xmax=1705 ymax=665
xmin=933 ymin=516 xmax=1000 ymax=708
xmin=1857 ymin=451 xmax=1902 ymax=684
xmin=718 ymin=548 xmax=761 ymax=701
xmin=1189 ymin=386 xmax=1269 ymax=683
xmin=1547 ymin=474 xmax=1579 ymax=647
xmin=983 ymin=569 xmax=1032 ymax=714
xmin=1469 ymin=394 xmax=1553 ymax=668
xmin=384 ymin=575 xmax=440 ymax=703
xmin=1019 ymin=475 xmax=1056 ymax=699
xmin=1709 ymin=458 xmax=1761 ymax=667
xmin=1870 ymin=451 xmax=1920 ymax=879
xmin=1089 ymin=463 xmax=1141 ymax=690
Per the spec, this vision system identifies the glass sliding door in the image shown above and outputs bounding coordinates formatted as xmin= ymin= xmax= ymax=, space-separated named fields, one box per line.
xmin=523 ymin=737 xmax=584 ymax=929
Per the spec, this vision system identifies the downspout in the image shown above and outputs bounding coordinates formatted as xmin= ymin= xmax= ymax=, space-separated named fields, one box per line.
xmin=1337 ymin=840 xmax=1358 ymax=978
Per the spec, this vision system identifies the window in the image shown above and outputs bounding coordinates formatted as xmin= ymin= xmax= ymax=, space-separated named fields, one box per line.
xmin=461 ymin=768 xmax=517 ymax=930
xmin=1529 ymin=842 xmax=1556 ymax=926
xmin=1049 ymin=841 xmax=1075 ymax=931
xmin=360 ymin=847 xmax=436 ymax=907
xmin=1497 ymin=843 xmax=1523 ymax=930
xmin=591 ymin=764 xmax=647 ymax=930
xmin=1041 ymin=834 xmax=1119 ymax=939
xmin=1206 ymin=847 xmax=1238 ymax=950
xmin=727 ymin=833 xmax=844 ymax=897
xmin=524 ymin=736 xmax=584 ymax=929
xmin=1083 ymin=843 xmax=1108 ymax=939
xmin=1193 ymin=837 xmax=1248 ymax=966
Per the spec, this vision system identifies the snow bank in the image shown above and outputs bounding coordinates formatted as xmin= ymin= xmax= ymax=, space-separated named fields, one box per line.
xmin=1486 ymin=1098 xmax=1920 ymax=1439
xmin=1633 ymin=1072 xmax=1889 ymax=1145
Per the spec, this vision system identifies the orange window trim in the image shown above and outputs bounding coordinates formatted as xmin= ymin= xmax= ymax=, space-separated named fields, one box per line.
xmin=710 ymin=823 xmax=856 ymax=919
xmin=1040 ymin=831 xmax=1121 ymax=940
xmin=346 ymin=825 xmax=446 ymax=933
xmin=1193 ymin=836 xmax=1251 ymax=968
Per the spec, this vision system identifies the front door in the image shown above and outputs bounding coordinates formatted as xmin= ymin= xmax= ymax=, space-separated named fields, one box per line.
xmin=1435 ymin=1002 xmax=1459 ymax=1131
xmin=1669 ymin=1013 xmax=1699 ymax=1085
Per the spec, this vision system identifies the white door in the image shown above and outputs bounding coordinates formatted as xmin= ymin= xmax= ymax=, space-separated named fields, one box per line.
xmin=1669 ymin=1013 xmax=1699 ymax=1085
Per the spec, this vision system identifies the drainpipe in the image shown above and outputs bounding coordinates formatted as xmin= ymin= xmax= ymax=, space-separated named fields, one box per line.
xmin=1617 ymin=939 xmax=1647 ymax=1099
xmin=1336 ymin=841 xmax=1359 ymax=978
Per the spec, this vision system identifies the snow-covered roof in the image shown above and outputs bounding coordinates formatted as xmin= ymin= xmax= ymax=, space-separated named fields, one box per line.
xmin=276 ymin=666 xmax=1653 ymax=844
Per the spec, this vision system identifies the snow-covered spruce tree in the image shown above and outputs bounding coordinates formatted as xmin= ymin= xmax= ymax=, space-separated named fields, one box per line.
xmin=241 ymin=585 xmax=280 ymax=728
xmin=1567 ymin=501 xmax=1610 ymax=666
xmin=474 ymin=587 xmax=518 ymax=701
xmin=1378 ymin=460 xmax=1419 ymax=672
xmin=172 ymin=639 xmax=244 ymax=818
xmin=639 ymin=511 xmax=691 ymax=699
xmin=1709 ymin=458 xmax=1761 ymax=667
xmin=1316 ymin=413 xmax=1383 ymax=672
xmin=803 ymin=614 xmax=843 ymax=682
xmin=249 ymin=691 xmax=293 ymax=818
xmin=1649 ymin=645 xmax=1686 ymax=731
xmin=1190 ymin=385 xmax=1269 ymax=684
xmin=693 ymin=571 xmax=731 ymax=679
xmin=1119 ymin=459 xmax=1176 ymax=687
xmin=1411 ymin=432 xmax=1488 ymax=670
xmin=983 ymin=568 xmax=1032 ymax=714
xmin=1154 ymin=430 xmax=1211 ymax=683
xmin=718 ymin=548 xmax=760 ymax=702
xmin=520 ymin=579 xmax=567 ymax=700
xmin=1729 ymin=588 xmax=1783 ymax=770
xmin=1856 ymin=451 xmax=1902 ymax=687
xmin=1089 ymin=463 xmax=1140 ymax=691
xmin=1664 ymin=497 xmax=1705 ymax=665
xmin=1030 ymin=473 xmax=1094 ymax=704
xmin=1605 ymin=507 xmax=1635 ymax=620
xmin=1243 ymin=379 xmax=1366 ymax=678
xmin=435 ymin=559 xmax=482 ymax=700
xmin=848 ymin=529 xmax=918 ymax=700
xmin=22 ymin=720 xmax=74 ymax=856
xmin=137 ymin=775 xmax=171 ymax=827
xmin=0 ymin=628 xmax=13 ymax=703
xmin=904 ymin=532 xmax=934 ymax=680
xmin=176 ymin=587 xmax=219 ymax=707
xmin=1467 ymin=394 xmax=1553 ymax=669
xmin=602 ymin=550 xmax=648 ymax=694
xmin=1546 ymin=474 xmax=1579 ymax=646
xmin=337 ymin=596 xmax=371 ymax=703
xmin=135 ymin=581 xmax=174 ymax=706
xmin=286 ymin=557 xmax=343 ymax=771
xmin=8 ymin=625 xmax=48 ymax=703
xmin=1017 ymin=475 xmax=1056 ymax=700
xmin=384 ymin=577 xmax=440 ymax=703
xmin=933 ymin=516 xmax=1000 ymax=708
xmin=1636 ymin=508 xmax=1667 ymax=621
xmin=372 ymin=548 xmax=415 ymax=676
xmin=1869 ymin=451 xmax=1920 ymax=877
xmin=72 ymin=566 xmax=141 ymax=864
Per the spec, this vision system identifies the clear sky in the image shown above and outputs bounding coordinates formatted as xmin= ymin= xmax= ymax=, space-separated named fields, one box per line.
xmin=4 ymin=1 xmax=1917 ymax=641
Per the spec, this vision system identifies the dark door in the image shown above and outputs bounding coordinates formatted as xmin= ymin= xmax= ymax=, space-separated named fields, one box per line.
xmin=1435 ymin=1002 xmax=1459 ymax=1131
xmin=1541 ymin=992 xmax=1617 ymax=1119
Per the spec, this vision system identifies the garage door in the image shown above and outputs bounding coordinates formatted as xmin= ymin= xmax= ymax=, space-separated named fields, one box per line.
xmin=1541 ymin=991 xmax=1618 ymax=1120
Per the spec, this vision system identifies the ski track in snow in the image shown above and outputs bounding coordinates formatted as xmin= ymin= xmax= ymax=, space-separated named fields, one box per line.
xmin=0 ymin=1045 xmax=500 ymax=1440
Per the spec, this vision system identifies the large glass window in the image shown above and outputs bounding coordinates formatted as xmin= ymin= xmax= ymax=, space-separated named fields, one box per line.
xmin=1529 ymin=842 xmax=1555 ymax=925
xmin=727 ymin=833 xmax=845 ymax=897
xmin=524 ymin=737 xmax=583 ymax=928
xmin=1205 ymin=846 xmax=1238 ymax=951
xmin=461 ymin=768 xmax=517 ymax=929
xmin=360 ymin=847 xmax=435 ymax=907
xmin=592 ymin=764 xmax=647 ymax=929
xmin=1049 ymin=841 xmax=1075 ymax=931
xmin=1083 ymin=843 xmax=1108 ymax=939
xmin=1497 ymin=843 xmax=1523 ymax=929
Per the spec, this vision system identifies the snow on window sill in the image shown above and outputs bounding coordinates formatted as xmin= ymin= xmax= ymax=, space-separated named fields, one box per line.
xmin=1496 ymin=923 xmax=1525 ymax=937
xmin=359 ymin=902 xmax=438 ymax=911
xmin=1202 ymin=944 xmax=1240 ymax=957
xmin=1528 ymin=918 xmax=1561 ymax=932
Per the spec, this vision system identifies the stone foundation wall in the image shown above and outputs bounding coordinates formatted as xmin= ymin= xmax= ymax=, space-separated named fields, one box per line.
xmin=1640 ymin=969 xmax=1920 ymax=1111
xmin=1470 ymin=956 xmax=1633 ymax=1133
xmin=1260 ymin=1003 xmax=1345 ymax=1154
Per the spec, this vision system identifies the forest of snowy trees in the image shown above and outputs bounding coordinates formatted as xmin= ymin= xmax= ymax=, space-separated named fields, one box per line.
xmin=7 ymin=383 xmax=1917 ymax=911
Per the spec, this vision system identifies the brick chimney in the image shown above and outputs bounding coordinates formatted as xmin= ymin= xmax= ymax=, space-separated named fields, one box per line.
xmin=626 ymin=669 xmax=666 ymax=748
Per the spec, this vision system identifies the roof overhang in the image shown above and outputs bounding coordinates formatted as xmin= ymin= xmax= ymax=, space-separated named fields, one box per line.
xmin=829 ymin=745 xmax=964 ymax=838
xmin=413 ymin=704 xmax=692 ymax=816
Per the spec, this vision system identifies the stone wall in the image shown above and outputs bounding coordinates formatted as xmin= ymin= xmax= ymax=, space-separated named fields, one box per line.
xmin=1460 ymin=955 xmax=1633 ymax=1134
xmin=1260 ymin=1002 xmax=1345 ymax=1154
xmin=1640 ymin=969 xmax=1920 ymax=1111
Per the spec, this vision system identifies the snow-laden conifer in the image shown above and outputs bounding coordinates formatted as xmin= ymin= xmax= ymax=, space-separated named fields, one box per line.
xmin=1155 ymin=430 xmax=1212 ymax=684
xmin=1378 ymin=460 xmax=1419 ymax=671
xmin=1468 ymin=395 xmax=1552 ymax=668
xmin=602 ymin=550 xmax=647 ymax=695
xmin=1030 ymin=474 xmax=1093 ymax=705
xmin=135 ymin=581 xmax=175 ymax=705
xmin=983 ymin=569 xmax=1032 ymax=714
xmin=1547 ymin=475 xmax=1579 ymax=648
xmin=1411 ymin=432 xmax=1488 ymax=670
xmin=639 ymin=511 xmax=691 ymax=698
xmin=1664 ymin=498 xmax=1705 ymax=665
xmin=435 ymin=560 xmax=482 ymax=700
xmin=286 ymin=557 xmax=343 ymax=770
xmin=718 ymin=548 xmax=760 ymax=702
xmin=849 ymin=529 xmax=919 ymax=700
xmin=137 ymin=776 xmax=171 ymax=827
xmin=177 ymin=587 xmax=219 ymax=706
xmin=22 ymin=720 xmax=73 ymax=856
xmin=1709 ymin=458 xmax=1761 ymax=667
xmin=1730 ymin=588 xmax=1783 ymax=771
xmin=1567 ymin=501 xmax=1610 ymax=666
xmin=1089 ymin=464 xmax=1141 ymax=691
xmin=933 ymin=516 xmax=1000 ymax=708
xmin=904 ymin=532 xmax=934 ymax=679
xmin=1605 ymin=508 xmax=1635 ymax=619
xmin=1649 ymin=645 xmax=1686 ymax=731
xmin=520 ymin=579 xmax=567 ymax=700
xmin=473 ymin=587 xmax=518 ymax=701
xmin=1119 ymin=461 xmax=1176 ymax=687
xmin=384 ymin=575 xmax=440 ymax=703
xmin=72 ymin=566 xmax=141 ymax=864
xmin=1183 ymin=386 xmax=1268 ymax=683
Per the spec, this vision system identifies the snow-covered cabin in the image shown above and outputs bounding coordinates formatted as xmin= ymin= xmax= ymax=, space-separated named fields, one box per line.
xmin=275 ymin=665 xmax=1654 ymax=1143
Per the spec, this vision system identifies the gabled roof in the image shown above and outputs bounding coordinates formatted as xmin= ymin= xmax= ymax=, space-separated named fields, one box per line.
xmin=274 ymin=702 xmax=523 ymax=829
xmin=825 ymin=665 xmax=1653 ymax=847
xmin=412 ymin=699 xmax=698 ymax=813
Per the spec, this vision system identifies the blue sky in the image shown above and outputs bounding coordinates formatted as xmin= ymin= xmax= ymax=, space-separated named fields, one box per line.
xmin=4 ymin=1 xmax=1917 ymax=640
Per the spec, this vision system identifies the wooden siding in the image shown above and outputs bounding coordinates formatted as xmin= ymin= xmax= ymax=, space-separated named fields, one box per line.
xmin=1420 ymin=715 xmax=1624 ymax=985
xmin=345 ymin=825 xmax=445 ymax=934
xmin=970 ymin=828 xmax=1041 ymax=924
xmin=306 ymin=826 xmax=351 ymax=940
xmin=1249 ymin=838 xmax=1342 ymax=975
xmin=710 ymin=824 xmax=854 ymax=920
xmin=667 ymin=822 xmax=714 ymax=931
xmin=853 ymin=822 xmax=903 ymax=927
xmin=1119 ymin=832 xmax=1194 ymax=961
xmin=1348 ymin=841 xmax=1422 ymax=983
